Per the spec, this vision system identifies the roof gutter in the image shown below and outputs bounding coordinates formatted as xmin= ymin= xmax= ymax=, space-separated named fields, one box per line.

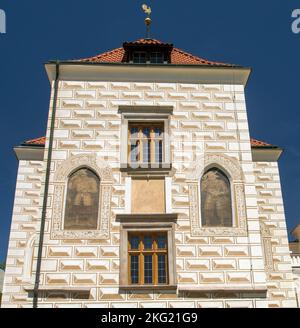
xmin=45 ymin=62 xmax=251 ymax=87
xmin=46 ymin=59 xmax=248 ymax=69
xmin=33 ymin=61 xmax=60 ymax=308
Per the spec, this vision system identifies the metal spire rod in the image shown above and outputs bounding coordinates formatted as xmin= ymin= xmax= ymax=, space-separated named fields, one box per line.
xmin=142 ymin=4 xmax=152 ymax=39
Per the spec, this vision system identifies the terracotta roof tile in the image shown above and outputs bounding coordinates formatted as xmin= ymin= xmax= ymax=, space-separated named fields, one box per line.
xmin=23 ymin=136 xmax=46 ymax=146
xmin=250 ymin=138 xmax=277 ymax=148
xmin=23 ymin=136 xmax=276 ymax=149
xmin=76 ymin=38 xmax=236 ymax=67
xmin=123 ymin=38 xmax=172 ymax=46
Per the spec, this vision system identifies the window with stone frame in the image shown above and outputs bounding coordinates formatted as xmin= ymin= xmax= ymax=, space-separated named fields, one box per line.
xmin=128 ymin=122 xmax=164 ymax=165
xmin=64 ymin=168 xmax=100 ymax=230
xmin=118 ymin=214 xmax=177 ymax=290
xmin=128 ymin=232 xmax=168 ymax=285
xmin=201 ymin=167 xmax=233 ymax=227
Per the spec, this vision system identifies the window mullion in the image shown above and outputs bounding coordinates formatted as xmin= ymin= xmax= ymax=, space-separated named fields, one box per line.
xmin=140 ymin=237 xmax=144 ymax=285
xmin=153 ymin=235 xmax=157 ymax=285
xmin=152 ymin=252 xmax=157 ymax=285
xmin=150 ymin=127 xmax=155 ymax=163
xmin=139 ymin=128 xmax=143 ymax=164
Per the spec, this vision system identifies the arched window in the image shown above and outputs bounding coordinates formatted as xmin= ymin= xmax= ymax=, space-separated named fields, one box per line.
xmin=201 ymin=168 xmax=233 ymax=227
xmin=64 ymin=168 xmax=100 ymax=230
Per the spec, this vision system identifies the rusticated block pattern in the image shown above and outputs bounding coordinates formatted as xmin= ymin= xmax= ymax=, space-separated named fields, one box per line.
xmin=253 ymin=161 xmax=297 ymax=307
xmin=2 ymin=81 xmax=296 ymax=308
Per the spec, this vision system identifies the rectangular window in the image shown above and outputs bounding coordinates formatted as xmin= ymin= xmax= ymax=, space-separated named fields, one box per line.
xmin=128 ymin=123 xmax=164 ymax=164
xmin=133 ymin=52 xmax=147 ymax=64
xmin=150 ymin=52 xmax=164 ymax=64
xmin=128 ymin=232 xmax=168 ymax=285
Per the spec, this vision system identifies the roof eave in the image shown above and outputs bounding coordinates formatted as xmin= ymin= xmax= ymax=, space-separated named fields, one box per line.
xmin=251 ymin=147 xmax=283 ymax=162
xmin=45 ymin=62 xmax=251 ymax=86
xmin=14 ymin=146 xmax=44 ymax=161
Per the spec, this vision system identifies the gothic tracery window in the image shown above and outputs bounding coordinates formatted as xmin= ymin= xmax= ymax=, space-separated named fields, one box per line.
xmin=64 ymin=168 xmax=100 ymax=230
xmin=201 ymin=168 xmax=233 ymax=227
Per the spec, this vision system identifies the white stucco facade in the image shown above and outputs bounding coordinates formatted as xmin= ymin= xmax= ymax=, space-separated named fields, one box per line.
xmin=1 ymin=53 xmax=297 ymax=307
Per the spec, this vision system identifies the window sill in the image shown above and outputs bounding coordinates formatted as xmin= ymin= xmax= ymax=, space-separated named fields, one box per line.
xmin=119 ymin=284 xmax=177 ymax=291
xmin=120 ymin=164 xmax=173 ymax=176
xmin=116 ymin=213 xmax=178 ymax=223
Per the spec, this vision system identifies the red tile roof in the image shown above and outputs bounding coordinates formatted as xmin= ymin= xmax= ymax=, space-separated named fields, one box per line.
xmin=123 ymin=38 xmax=172 ymax=46
xmin=23 ymin=136 xmax=277 ymax=149
xmin=250 ymin=138 xmax=275 ymax=148
xmin=76 ymin=38 xmax=236 ymax=67
xmin=22 ymin=136 xmax=46 ymax=146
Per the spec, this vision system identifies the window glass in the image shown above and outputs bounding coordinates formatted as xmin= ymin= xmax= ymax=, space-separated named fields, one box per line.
xmin=128 ymin=233 xmax=168 ymax=285
xmin=130 ymin=255 xmax=139 ymax=284
xmin=128 ymin=123 xmax=164 ymax=164
xmin=150 ymin=52 xmax=163 ymax=63
xmin=133 ymin=52 xmax=147 ymax=63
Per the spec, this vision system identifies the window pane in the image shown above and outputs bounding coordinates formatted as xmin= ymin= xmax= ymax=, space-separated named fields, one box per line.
xmin=150 ymin=52 xmax=163 ymax=64
xmin=142 ymin=140 xmax=150 ymax=163
xmin=157 ymin=235 xmax=167 ymax=249
xmin=144 ymin=255 xmax=153 ymax=284
xmin=144 ymin=235 xmax=152 ymax=250
xmin=155 ymin=140 xmax=163 ymax=163
xmin=133 ymin=52 xmax=146 ymax=64
xmin=130 ymin=236 xmax=139 ymax=250
xmin=130 ymin=140 xmax=139 ymax=162
xmin=142 ymin=127 xmax=150 ymax=138
xmin=201 ymin=168 xmax=233 ymax=227
xmin=154 ymin=127 xmax=162 ymax=137
xmin=130 ymin=127 xmax=139 ymax=138
xmin=130 ymin=255 xmax=139 ymax=284
xmin=158 ymin=255 xmax=167 ymax=284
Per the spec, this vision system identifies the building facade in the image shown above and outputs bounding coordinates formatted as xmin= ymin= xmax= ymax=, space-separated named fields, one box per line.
xmin=290 ymin=225 xmax=300 ymax=306
xmin=1 ymin=38 xmax=297 ymax=308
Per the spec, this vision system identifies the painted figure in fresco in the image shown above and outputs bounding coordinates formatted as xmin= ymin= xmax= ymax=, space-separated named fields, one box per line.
xmin=201 ymin=168 xmax=232 ymax=227
xmin=64 ymin=168 xmax=100 ymax=230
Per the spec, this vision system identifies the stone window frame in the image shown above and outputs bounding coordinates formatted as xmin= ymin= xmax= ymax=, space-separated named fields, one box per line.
xmin=51 ymin=154 xmax=113 ymax=240
xmin=117 ymin=214 xmax=177 ymax=290
xmin=119 ymin=106 xmax=173 ymax=173
xmin=128 ymin=231 xmax=168 ymax=285
xmin=186 ymin=153 xmax=248 ymax=237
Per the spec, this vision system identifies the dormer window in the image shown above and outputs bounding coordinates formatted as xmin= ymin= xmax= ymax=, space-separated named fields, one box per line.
xmin=132 ymin=51 xmax=164 ymax=64
xmin=123 ymin=39 xmax=173 ymax=65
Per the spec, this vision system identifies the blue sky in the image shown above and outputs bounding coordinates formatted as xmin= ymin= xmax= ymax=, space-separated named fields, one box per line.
xmin=0 ymin=0 xmax=300 ymax=262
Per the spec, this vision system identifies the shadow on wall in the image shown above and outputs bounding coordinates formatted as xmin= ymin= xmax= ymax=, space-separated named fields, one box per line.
xmin=0 ymin=268 xmax=5 ymax=306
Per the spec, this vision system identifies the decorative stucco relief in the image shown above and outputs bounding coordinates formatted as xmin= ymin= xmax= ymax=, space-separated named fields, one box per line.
xmin=186 ymin=153 xmax=248 ymax=236
xmin=260 ymin=221 xmax=274 ymax=273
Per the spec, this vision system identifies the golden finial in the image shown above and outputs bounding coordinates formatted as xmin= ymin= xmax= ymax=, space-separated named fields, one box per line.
xmin=142 ymin=4 xmax=152 ymax=39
